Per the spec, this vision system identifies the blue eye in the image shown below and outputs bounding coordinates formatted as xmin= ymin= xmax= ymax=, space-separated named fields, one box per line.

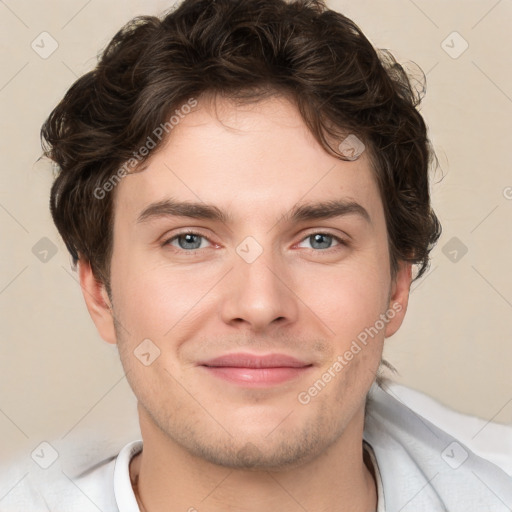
xmin=167 ymin=233 xmax=210 ymax=250
xmin=298 ymin=233 xmax=343 ymax=250
xmin=163 ymin=231 xmax=346 ymax=254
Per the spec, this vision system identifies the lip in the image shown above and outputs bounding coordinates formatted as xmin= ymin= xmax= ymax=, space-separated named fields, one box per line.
xmin=198 ymin=352 xmax=313 ymax=387
xmin=200 ymin=353 xmax=311 ymax=368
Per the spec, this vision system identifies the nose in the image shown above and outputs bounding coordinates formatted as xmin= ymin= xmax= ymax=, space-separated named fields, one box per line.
xmin=220 ymin=248 xmax=299 ymax=333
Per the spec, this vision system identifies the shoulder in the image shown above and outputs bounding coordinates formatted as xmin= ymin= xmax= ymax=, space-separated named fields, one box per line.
xmin=364 ymin=382 xmax=512 ymax=512
xmin=0 ymin=437 xmax=138 ymax=512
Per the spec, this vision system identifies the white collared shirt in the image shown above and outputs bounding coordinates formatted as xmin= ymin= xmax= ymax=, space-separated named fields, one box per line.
xmin=2 ymin=384 xmax=511 ymax=511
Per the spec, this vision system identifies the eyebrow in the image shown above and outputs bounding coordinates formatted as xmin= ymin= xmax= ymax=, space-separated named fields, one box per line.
xmin=136 ymin=198 xmax=371 ymax=225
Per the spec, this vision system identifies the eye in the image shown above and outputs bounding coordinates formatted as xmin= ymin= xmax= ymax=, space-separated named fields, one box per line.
xmin=297 ymin=232 xmax=345 ymax=251
xmin=165 ymin=232 xmax=212 ymax=251
xmin=162 ymin=230 xmax=346 ymax=253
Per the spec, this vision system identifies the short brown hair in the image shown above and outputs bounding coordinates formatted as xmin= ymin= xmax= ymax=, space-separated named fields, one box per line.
xmin=41 ymin=0 xmax=441 ymax=292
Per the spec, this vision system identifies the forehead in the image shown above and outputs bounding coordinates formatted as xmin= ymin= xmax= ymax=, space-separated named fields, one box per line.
xmin=113 ymin=95 xmax=383 ymax=228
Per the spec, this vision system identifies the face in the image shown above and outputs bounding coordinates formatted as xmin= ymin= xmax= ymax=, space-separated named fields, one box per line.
xmin=86 ymin=94 xmax=410 ymax=470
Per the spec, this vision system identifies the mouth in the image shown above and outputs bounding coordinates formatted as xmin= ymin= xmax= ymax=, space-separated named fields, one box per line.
xmin=198 ymin=353 xmax=314 ymax=387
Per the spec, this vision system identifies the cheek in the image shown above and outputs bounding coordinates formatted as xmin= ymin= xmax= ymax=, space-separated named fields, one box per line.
xmin=297 ymin=260 xmax=390 ymax=340
xmin=111 ymin=253 xmax=220 ymax=342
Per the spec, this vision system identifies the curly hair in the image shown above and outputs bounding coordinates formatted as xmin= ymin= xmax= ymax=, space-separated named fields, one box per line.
xmin=41 ymin=0 xmax=441 ymax=292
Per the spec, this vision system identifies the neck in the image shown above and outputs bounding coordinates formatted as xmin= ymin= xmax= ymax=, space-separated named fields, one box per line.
xmin=129 ymin=404 xmax=377 ymax=512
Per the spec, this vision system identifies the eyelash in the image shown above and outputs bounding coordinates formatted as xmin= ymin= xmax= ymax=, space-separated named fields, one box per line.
xmin=162 ymin=229 xmax=348 ymax=254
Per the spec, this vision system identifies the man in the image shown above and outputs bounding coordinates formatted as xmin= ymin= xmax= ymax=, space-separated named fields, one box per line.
xmin=5 ymin=0 xmax=512 ymax=510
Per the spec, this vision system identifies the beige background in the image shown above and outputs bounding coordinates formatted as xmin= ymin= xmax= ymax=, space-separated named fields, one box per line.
xmin=1 ymin=0 xmax=511 ymax=467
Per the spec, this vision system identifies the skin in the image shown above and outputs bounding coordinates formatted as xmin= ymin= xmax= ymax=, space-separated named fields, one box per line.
xmin=79 ymin=93 xmax=412 ymax=512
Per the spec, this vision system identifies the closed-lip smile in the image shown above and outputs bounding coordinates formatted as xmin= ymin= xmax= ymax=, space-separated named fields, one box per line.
xmin=198 ymin=352 xmax=313 ymax=386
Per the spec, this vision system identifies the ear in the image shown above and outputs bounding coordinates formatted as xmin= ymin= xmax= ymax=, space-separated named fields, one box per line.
xmin=78 ymin=260 xmax=117 ymax=345
xmin=384 ymin=261 xmax=412 ymax=338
